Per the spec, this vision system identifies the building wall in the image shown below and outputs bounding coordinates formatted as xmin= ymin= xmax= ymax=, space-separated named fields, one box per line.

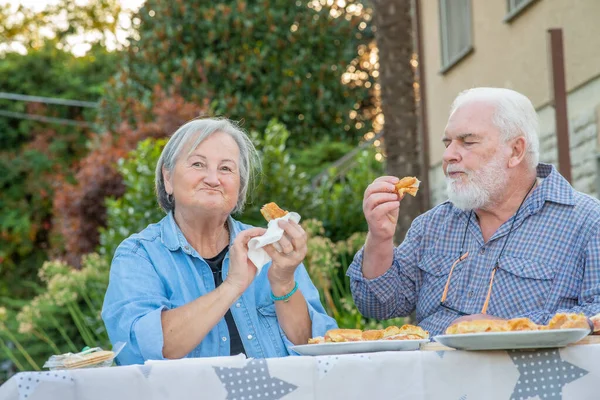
xmin=421 ymin=0 xmax=600 ymax=166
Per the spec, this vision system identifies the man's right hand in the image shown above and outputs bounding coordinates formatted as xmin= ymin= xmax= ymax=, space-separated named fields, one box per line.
xmin=363 ymin=176 xmax=403 ymax=242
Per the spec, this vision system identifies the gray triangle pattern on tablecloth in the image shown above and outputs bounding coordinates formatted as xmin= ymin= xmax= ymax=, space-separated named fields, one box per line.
xmin=214 ymin=359 xmax=297 ymax=400
xmin=137 ymin=364 xmax=152 ymax=378
xmin=16 ymin=371 xmax=74 ymax=400
xmin=317 ymin=353 xmax=371 ymax=378
xmin=508 ymin=349 xmax=588 ymax=400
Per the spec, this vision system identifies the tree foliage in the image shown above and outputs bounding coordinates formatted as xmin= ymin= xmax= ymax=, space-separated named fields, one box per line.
xmin=0 ymin=0 xmax=126 ymax=53
xmin=0 ymin=42 xmax=118 ymax=298
xmin=101 ymin=0 xmax=377 ymax=147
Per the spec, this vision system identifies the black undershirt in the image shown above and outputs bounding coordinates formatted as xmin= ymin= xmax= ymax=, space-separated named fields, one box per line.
xmin=204 ymin=246 xmax=246 ymax=356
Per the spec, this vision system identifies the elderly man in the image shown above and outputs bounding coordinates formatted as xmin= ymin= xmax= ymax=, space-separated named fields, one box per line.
xmin=348 ymin=87 xmax=600 ymax=336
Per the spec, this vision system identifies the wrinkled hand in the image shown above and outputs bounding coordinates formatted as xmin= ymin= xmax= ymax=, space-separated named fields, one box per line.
xmin=265 ymin=219 xmax=308 ymax=294
xmin=450 ymin=313 xmax=505 ymax=325
xmin=363 ymin=176 xmax=403 ymax=242
xmin=225 ymin=227 xmax=266 ymax=295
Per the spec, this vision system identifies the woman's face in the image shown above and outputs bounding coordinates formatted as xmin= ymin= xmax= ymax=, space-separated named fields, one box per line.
xmin=164 ymin=131 xmax=241 ymax=216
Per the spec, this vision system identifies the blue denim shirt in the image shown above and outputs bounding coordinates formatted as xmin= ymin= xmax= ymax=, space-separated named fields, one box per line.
xmin=102 ymin=212 xmax=337 ymax=365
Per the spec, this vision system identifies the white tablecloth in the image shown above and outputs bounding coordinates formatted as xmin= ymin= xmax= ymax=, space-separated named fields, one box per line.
xmin=1 ymin=344 xmax=598 ymax=400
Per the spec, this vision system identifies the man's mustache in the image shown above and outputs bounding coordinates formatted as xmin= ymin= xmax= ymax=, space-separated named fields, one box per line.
xmin=446 ymin=165 xmax=470 ymax=175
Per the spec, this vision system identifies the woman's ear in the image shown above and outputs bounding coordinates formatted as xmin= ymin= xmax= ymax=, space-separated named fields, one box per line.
xmin=508 ymin=136 xmax=527 ymax=168
xmin=163 ymin=166 xmax=173 ymax=195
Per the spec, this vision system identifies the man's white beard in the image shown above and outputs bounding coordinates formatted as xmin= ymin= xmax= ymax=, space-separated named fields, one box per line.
xmin=445 ymin=154 xmax=509 ymax=211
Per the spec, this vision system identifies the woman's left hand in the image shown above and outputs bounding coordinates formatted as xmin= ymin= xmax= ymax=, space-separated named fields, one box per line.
xmin=264 ymin=219 xmax=308 ymax=292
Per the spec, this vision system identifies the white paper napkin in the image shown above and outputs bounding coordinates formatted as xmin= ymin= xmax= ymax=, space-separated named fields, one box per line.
xmin=247 ymin=212 xmax=301 ymax=273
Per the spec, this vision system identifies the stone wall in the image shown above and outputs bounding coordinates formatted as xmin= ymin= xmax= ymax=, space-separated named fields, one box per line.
xmin=427 ymin=108 xmax=599 ymax=206
xmin=538 ymin=109 xmax=599 ymax=198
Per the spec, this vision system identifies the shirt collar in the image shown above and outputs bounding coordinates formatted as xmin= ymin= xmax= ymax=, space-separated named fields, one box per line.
xmin=161 ymin=211 xmax=239 ymax=252
xmin=531 ymin=162 xmax=575 ymax=209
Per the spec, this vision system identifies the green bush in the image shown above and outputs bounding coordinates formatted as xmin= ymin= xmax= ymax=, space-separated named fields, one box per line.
xmin=245 ymin=120 xmax=383 ymax=242
xmin=311 ymin=148 xmax=383 ymax=241
xmin=101 ymin=0 xmax=376 ymax=147
xmin=291 ymin=139 xmax=355 ymax=179
xmin=99 ymin=138 xmax=167 ymax=259
xmin=0 ymin=41 xmax=119 ymax=299
xmin=302 ymin=219 xmax=403 ymax=330
xmin=0 ymin=253 xmax=110 ymax=382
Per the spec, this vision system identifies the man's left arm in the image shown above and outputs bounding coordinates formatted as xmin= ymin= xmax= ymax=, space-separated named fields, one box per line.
xmin=518 ymin=221 xmax=600 ymax=327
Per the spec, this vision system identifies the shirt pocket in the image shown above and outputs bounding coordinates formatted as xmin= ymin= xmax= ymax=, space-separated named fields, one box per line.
xmin=418 ymin=252 xmax=459 ymax=286
xmin=256 ymin=302 xmax=286 ymax=356
xmin=416 ymin=252 xmax=458 ymax=314
xmin=493 ymin=256 xmax=555 ymax=316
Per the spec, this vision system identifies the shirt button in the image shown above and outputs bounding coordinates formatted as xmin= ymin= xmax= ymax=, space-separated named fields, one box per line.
xmin=222 ymin=337 xmax=227 ymax=342
xmin=468 ymin=291 xmax=474 ymax=298
xmin=235 ymin=303 xmax=241 ymax=308
xmin=479 ymin=247 xmax=485 ymax=254
xmin=247 ymin=335 xmax=253 ymax=340
xmin=184 ymin=246 xmax=190 ymax=252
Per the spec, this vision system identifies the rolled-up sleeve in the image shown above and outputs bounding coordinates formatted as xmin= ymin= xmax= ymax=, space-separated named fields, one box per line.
xmin=347 ymin=216 xmax=424 ymax=321
xmin=101 ymin=244 xmax=170 ymax=364
xmin=280 ymin=263 xmax=338 ymax=354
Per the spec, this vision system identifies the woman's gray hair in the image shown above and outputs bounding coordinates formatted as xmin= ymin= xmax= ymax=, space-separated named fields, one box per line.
xmin=155 ymin=117 xmax=261 ymax=214
xmin=450 ymin=87 xmax=540 ymax=170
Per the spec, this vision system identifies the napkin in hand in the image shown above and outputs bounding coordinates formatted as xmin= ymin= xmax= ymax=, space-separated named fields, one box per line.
xmin=247 ymin=212 xmax=301 ymax=273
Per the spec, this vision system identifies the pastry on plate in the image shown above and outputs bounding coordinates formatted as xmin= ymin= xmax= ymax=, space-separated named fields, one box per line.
xmin=324 ymin=329 xmax=363 ymax=343
xmin=547 ymin=313 xmax=590 ymax=330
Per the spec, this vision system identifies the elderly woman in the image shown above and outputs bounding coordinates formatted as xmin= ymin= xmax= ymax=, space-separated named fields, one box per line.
xmin=102 ymin=118 xmax=337 ymax=365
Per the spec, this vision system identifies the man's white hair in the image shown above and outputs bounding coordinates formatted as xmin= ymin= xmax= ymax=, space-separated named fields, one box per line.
xmin=450 ymin=87 xmax=540 ymax=169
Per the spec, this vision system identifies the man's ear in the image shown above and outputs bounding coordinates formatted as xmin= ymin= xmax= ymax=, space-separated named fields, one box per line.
xmin=163 ymin=166 xmax=173 ymax=194
xmin=508 ymin=136 xmax=527 ymax=168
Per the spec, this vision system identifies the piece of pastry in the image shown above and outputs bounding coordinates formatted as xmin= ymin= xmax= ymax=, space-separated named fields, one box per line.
xmin=445 ymin=319 xmax=508 ymax=335
xmin=383 ymin=333 xmax=423 ymax=341
xmin=361 ymin=330 xmax=384 ymax=341
xmin=394 ymin=176 xmax=420 ymax=197
xmin=506 ymin=317 xmax=545 ymax=331
xmin=308 ymin=336 xmax=325 ymax=344
xmin=396 ymin=324 xmax=430 ymax=339
xmin=547 ymin=313 xmax=590 ymax=330
xmin=382 ymin=326 xmax=402 ymax=338
xmin=260 ymin=202 xmax=288 ymax=222
xmin=324 ymin=329 xmax=363 ymax=343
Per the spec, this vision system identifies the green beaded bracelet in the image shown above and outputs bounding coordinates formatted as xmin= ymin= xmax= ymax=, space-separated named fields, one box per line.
xmin=270 ymin=281 xmax=298 ymax=302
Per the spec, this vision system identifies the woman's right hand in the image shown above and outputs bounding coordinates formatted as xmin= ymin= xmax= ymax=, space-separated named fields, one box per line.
xmin=225 ymin=227 xmax=266 ymax=295
xmin=363 ymin=176 xmax=403 ymax=242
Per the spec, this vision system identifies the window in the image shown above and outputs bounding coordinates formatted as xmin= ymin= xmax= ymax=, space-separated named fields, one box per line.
xmin=438 ymin=0 xmax=473 ymax=73
xmin=505 ymin=0 xmax=539 ymax=22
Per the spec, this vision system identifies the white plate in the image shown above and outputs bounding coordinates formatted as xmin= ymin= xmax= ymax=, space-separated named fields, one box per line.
xmin=291 ymin=339 xmax=429 ymax=356
xmin=434 ymin=328 xmax=590 ymax=351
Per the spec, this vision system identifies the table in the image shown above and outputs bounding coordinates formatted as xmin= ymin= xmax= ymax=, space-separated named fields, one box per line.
xmin=1 ymin=343 xmax=598 ymax=400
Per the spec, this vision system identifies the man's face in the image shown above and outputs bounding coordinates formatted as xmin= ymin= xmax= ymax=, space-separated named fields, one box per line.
xmin=442 ymin=101 xmax=510 ymax=210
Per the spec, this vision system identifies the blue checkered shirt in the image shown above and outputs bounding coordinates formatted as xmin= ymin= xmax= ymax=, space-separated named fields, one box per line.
xmin=347 ymin=163 xmax=600 ymax=336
